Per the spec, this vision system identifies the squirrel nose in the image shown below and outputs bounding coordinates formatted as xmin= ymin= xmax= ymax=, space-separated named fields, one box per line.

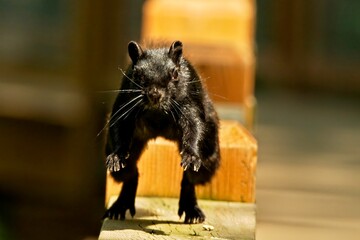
xmin=148 ymin=88 xmax=161 ymax=104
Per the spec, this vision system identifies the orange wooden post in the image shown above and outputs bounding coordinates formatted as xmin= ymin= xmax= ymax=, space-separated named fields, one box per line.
xmin=141 ymin=0 xmax=257 ymax=128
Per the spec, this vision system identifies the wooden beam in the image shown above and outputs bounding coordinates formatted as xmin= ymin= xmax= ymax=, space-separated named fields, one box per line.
xmin=105 ymin=120 xmax=257 ymax=205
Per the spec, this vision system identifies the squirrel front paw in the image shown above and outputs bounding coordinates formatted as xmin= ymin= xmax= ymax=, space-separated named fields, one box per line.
xmin=106 ymin=153 xmax=128 ymax=172
xmin=180 ymin=150 xmax=202 ymax=172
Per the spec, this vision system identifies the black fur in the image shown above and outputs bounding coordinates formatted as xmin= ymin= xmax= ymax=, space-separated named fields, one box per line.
xmin=103 ymin=41 xmax=220 ymax=223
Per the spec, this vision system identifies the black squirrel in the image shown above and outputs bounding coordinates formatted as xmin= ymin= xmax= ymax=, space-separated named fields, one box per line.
xmin=104 ymin=41 xmax=220 ymax=223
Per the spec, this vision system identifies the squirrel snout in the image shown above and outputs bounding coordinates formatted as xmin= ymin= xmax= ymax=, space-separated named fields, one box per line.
xmin=147 ymin=88 xmax=162 ymax=104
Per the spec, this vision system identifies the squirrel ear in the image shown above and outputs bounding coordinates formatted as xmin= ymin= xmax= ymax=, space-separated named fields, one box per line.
xmin=128 ymin=41 xmax=143 ymax=65
xmin=168 ymin=41 xmax=183 ymax=65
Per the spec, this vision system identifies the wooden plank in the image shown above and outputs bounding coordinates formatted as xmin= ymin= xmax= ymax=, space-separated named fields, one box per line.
xmin=105 ymin=121 xmax=258 ymax=205
xmin=99 ymin=197 xmax=256 ymax=240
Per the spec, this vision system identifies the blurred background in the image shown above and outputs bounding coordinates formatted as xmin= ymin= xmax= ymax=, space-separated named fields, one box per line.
xmin=0 ymin=0 xmax=359 ymax=239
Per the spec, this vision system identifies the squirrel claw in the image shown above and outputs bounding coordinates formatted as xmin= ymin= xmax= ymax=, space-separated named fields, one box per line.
xmin=106 ymin=153 xmax=127 ymax=172
xmin=181 ymin=153 xmax=201 ymax=172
